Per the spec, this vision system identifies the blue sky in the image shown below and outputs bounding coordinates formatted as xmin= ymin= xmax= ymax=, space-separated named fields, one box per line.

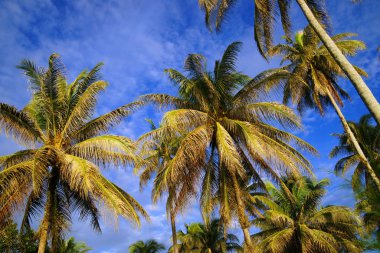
xmin=0 ymin=0 xmax=379 ymax=252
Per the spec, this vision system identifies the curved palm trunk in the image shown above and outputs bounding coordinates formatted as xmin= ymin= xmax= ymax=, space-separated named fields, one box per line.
xmin=296 ymin=0 xmax=380 ymax=125
xmin=38 ymin=168 xmax=58 ymax=253
xmin=326 ymin=89 xmax=380 ymax=191
xmin=170 ymin=208 xmax=179 ymax=253
xmin=232 ymin=175 xmax=254 ymax=252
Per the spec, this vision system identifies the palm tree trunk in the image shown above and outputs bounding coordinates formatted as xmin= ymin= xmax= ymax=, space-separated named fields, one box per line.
xmin=170 ymin=209 xmax=179 ymax=253
xmin=38 ymin=168 xmax=58 ymax=253
xmin=296 ymin=0 xmax=380 ymax=125
xmin=231 ymin=175 xmax=254 ymax=252
xmin=38 ymin=218 xmax=49 ymax=253
xmin=326 ymin=89 xmax=380 ymax=191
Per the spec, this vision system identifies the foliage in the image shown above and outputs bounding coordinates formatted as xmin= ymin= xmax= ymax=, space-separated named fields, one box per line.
xmin=58 ymin=237 xmax=92 ymax=253
xmin=331 ymin=114 xmax=380 ymax=249
xmin=197 ymin=0 xmax=329 ymax=57
xmin=139 ymin=42 xmax=316 ymax=237
xmin=137 ymin=119 xmax=184 ymax=252
xmin=0 ymin=220 xmax=22 ymax=252
xmin=173 ymin=218 xmax=242 ymax=253
xmin=268 ymin=25 xmax=366 ymax=113
xmin=128 ymin=239 xmax=165 ymax=253
xmin=331 ymin=115 xmax=380 ymax=190
xmin=0 ymin=220 xmax=40 ymax=252
xmin=251 ymin=176 xmax=363 ymax=252
xmin=0 ymin=54 xmax=148 ymax=251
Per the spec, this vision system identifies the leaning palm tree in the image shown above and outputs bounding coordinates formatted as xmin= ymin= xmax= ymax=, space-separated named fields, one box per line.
xmin=174 ymin=219 xmax=242 ymax=253
xmin=137 ymin=120 xmax=183 ymax=253
xmin=0 ymin=54 xmax=148 ymax=253
xmin=140 ymin=42 xmax=316 ymax=250
xmin=197 ymin=0 xmax=380 ymax=125
xmin=58 ymin=237 xmax=91 ymax=253
xmin=252 ymin=176 xmax=362 ymax=252
xmin=268 ymin=26 xmax=380 ymax=191
xmin=128 ymin=240 xmax=165 ymax=253
xmin=330 ymin=115 xmax=380 ymax=246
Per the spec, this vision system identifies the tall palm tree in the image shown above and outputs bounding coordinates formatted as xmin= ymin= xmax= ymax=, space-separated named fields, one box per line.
xmin=58 ymin=237 xmax=91 ymax=253
xmin=330 ymin=115 xmax=380 ymax=246
xmin=129 ymin=240 xmax=165 ymax=253
xmin=140 ymin=42 xmax=316 ymax=250
xmin=0 ymin=54 xmax=148 ymax=253
xmin=137 ymin=120 xmax=183 ymax=253
xmin=251 ymin=176 xmax=362 ymax=252
xmin=174 ymin=219 xmax=242 ymax=253
xmin=268 ymin=26 xmax=380 ymax=191
xmin=197 ymin=0 xmax=380 ymax=125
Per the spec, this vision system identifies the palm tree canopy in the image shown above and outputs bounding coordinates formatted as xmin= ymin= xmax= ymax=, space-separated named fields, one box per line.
xmin=58 ymin=237 xmax=92 ymax=253
xmin=268 ymin=26 xmax=367 ymax=113
xmin=0 ymin=54 xmax=148 ymax=247
xmin=174 ymin=218 xmax=242 ymax=253
xmin=252 ymin=176 xmax=362 ymax=253
xmin=140 ymin=41 xmax=316 ymax=229
xmin=330 ymin=114 xmax=380 ymax=190
xmin=197 ymin=0 xmax=329 ymax=57
xmin=129 ymin=239 xmax=165 ymax=253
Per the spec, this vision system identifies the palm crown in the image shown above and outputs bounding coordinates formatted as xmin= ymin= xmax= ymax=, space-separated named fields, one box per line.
xmin=0 ymin=54 xmax=148 ymax=251
xmin=269 ymin=26 xmax=366 ymax=113
xmin=129 ymin=239 xmax=165 ymax=253
xmin=252 ymin=176 xmax=362 ymax=253
xmin=174 ymin=219 xmax=242 ymax=253
xmin=331 ymin=114 xmax=380 ymax=190
xmin=140 ymin=42 xmax=316 ymax=248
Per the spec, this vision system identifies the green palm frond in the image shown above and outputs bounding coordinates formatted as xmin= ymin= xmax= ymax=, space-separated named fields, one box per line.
xmin=0 ymin=55 xmax=147 ymax=251
xmin=139 ymin=42 xmax=315 ymax=249
xmin=0 ymin=103 xmax=42 ymax=145
xmin=252 ymin=176 xmax=362 ymax=252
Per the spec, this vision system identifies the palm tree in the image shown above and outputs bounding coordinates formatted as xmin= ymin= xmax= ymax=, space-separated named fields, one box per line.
xmin=129 ymin=240 xmax=165 ymax=253
xmin=137 ymin=120 xmax=183 ymax=253
xmin=268 ymin=26 xmax=380 ymax=191
xmin=251 ymin=176 xmax=362 ymax=252
xmin=197 ymin=0 xmax=380 ymax=125
xmin=0 ymin=54 xmax=148 ymax=253
xmin=58 ymin=237 xmax=91 ymax=253
xmin=174 ymin=219 xmax=242 ymax=253
xmin=330 ymin=114 xmax=380 ymax=190
xmin=330 ymin=115 xmax=380 ymax=246
xmin=140 ymin=42 xmax=316 ymax=250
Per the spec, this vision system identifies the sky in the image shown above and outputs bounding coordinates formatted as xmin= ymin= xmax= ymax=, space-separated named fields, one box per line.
xmin=0 ymin=0 xmax=379 ymax=252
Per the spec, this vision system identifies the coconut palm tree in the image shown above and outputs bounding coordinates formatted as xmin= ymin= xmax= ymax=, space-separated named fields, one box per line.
xmin=137 ymin=120 xmax=183 ymax=253
xmin=129 ymin=240 xmax=165 ymax=253
xmin=174 ymin=219 xmax=242 ymax=253
xmin=58 ymin=237 xmax=91 ymax=253
xmin=251 ymin=176 xmax=362 ymax=252
xmin=0 ymin=54 xmax=148 ymax=253
xmin=197 ymin=0 xmax=380 ymax=125
xmin=140 ymin=41 xmax=316 ymax=250
xmin=268 ymin=26 xmax=380 ymax=191
xmin=330 ymin=115 xmax=380 ymax=247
